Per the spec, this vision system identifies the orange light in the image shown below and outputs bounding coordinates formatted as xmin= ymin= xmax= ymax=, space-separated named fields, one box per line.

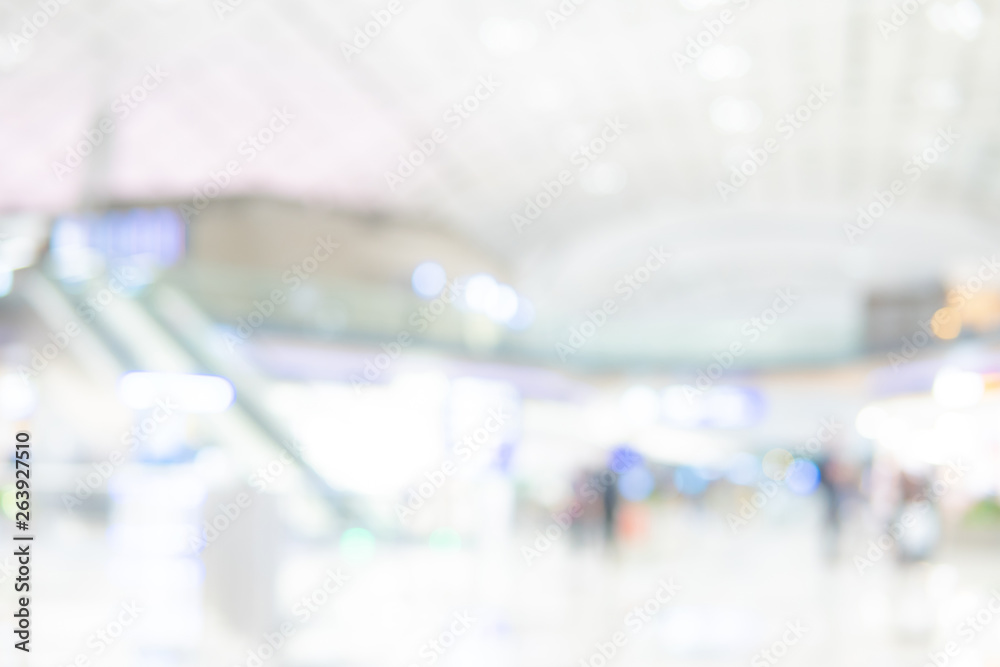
xmin=931 ymin=307 xmax=961 ymax=340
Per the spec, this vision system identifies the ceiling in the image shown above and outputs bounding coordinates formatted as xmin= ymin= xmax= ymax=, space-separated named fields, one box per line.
xmin=3 ymin=0 xmax=1000 ymax=366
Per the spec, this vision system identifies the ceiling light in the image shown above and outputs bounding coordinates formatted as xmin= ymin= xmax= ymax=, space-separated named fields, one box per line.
xmin=464 ymin=274 xmax=499 ymax=313
xmin=411 ymin=261 xmax=447 ymax=299
xmin=118 ymin=372 xmax=235 ymax=413
xmin=855 ymin=405 xmax=888 ymax=438
xmin=487 ymin=284 xmax=519 ymax=323
xmin=932 ymin=367 xmax=983 ymax=408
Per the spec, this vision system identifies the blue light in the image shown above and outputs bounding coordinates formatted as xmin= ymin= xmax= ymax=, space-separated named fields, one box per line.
xmin=674 ymin=466 xmax=709 ymax=496
xmin=609 ymin=445 xmax=641 ymax=473
xmin=411 ymin=262 xmax=447 ymax=299
xmin=705 ymin=386 xmax=766 ymax=428
xmin=618 ymin=466 xmax=655 ymax=501
xmin=785 ymin=460 xmax=820 ymax=495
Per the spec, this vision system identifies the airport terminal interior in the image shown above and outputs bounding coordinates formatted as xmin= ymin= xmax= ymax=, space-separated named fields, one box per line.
xmin=3 ymin=0 xmax=1000 ymax=665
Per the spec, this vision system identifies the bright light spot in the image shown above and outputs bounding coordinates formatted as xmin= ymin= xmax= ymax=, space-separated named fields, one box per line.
xmin=934 ymin=412 xmax=979 ymax=445
xmin=0 ymin=374 xmax=36 ymax=419
xmin=50 ymin=219 xmax=104 ymax=282
xmin=507 ymin=297 xmax=535 ymax=330
xmin=621 ymin=386 xmax=660 ymax=427
xmin=698 ymin=45 xmax=751 ymax=81
xmin=706 ymin=386 xmax=760 ymax=428
xmin=391 ymin=371 xmax=450 ymax=399
xmin=710 ymin=97 xmax=762 ymax=134
xmin=618 ymin=466 xmax=655 ymax=501
xmin=464 ymin=274 xmax=499 ymax=313
xmin=271 ymin=380 xmax=448 ymax=495
xmin=662 ymin=385 xmax=707 ymax=427
xmin=931 ymin=307 xmax=961 ymax=339
xmin=411 ymin=262 xmax=447 ymax=299
xmin=118 ymin=372 xmax=235 ymax=413
xmin=479 ymin=17 xmax=538 ymax=56
xmin=855 ymin=405 xmax=888 ymax=439
xmin=785 ymin=459 xmax=820 ymax=495
xmin=581 ymin=163 xmax=628 ymax=195
xmin=933 ymin=367 xmax=983 ymax=408
xmin=877 ymin=417 xmax=910 ymax=450
xmin=486 ymin=284 xmax=520 ymax=323
xmin=954 ymin=0 xmax=983 ymax=38
xmin=929 ymin=0 xmax=981 ymax=38
xmin=762 ymin=448 xmax=793 ymax=481
xmin=726 ymin=452 xmax=759 ymax=485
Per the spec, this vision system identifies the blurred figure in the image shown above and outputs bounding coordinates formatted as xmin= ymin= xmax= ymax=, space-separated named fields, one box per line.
xmin=895 ymin=472 xmax=942 ymax=564
xmin=601 ymin=476 xmax=618 ymax=546
xmin=817 ymin=457 xmax=844 ymax=562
